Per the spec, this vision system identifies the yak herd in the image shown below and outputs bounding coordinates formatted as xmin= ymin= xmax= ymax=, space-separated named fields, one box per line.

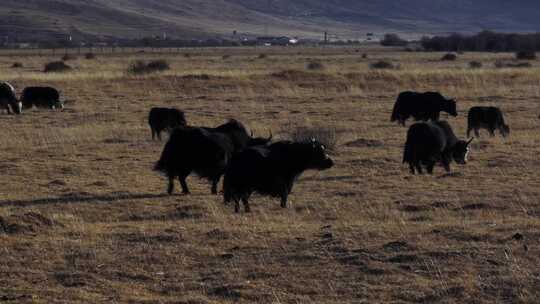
xmin=0 ymin=81 xmax=64 ymax=113
xmin=1 ymin=80 xmax=511 ymax=213
xmin=151 ymin=90 xmax=509 ymax=212
xmin=392 ymin=91 xmax=509 ymax=175
xmin=149 ymin=109 xmax=333 ymax=213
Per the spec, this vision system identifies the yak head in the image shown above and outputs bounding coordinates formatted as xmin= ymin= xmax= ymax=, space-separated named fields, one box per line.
xmin=306 ymin=138 xmax=334 ymax=170
xmin=173 ymin=109 xmax=187 ymax=127
xmin=3 ymin=82 xmax=21 ymax=114
xmin=53 ymin=100 xmax=64 ymax=110
xmin=10 ymin=99 xmax=22 ymax=114
xmin=446 ymin=99 xmax=458 ymax=117
xmin=501 ymin=124 xmax=510 ymax=137
xmin=453 ymin=138 xmax=473 ymax=164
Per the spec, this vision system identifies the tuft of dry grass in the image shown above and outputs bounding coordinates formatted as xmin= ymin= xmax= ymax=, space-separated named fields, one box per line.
xmin=515 ymin=50 xmax=536 ymax=60
xmin=370 ymin=59 xmax=398 ymax=69
xmin=306 ymin=61 xmax=325 ymax=71
xmin=286 ymin=125 xmax=339 ymax=151
xmin=127 ymin=59 xmax=170 ymax=75
xmin=44 ymin=61 xmax=72 ymax=73
xmin=62 ymin=54 xmax=77 ymax=61
xmin=469 ymin=60 xmax=483 ymax=69
xmin=441 ymin=53 xmax=458 ymax=61
xmin=85 ymin=53 xmax=96 ymax=60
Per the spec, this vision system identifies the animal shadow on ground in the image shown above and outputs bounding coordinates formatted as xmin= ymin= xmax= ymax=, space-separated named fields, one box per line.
xmin=0 ymin=192 xmax=170 ymax=207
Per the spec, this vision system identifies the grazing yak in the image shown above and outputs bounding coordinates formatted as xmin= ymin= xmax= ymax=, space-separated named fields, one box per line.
xmin=467 ymin=106 xmax=509 ymax=138
xmin=148 ymin=107 xmax=187 ymax=140
xmin=391 ymin=91 xmax=458 ymax=126
xmin=403 ymin=121 xmax=472 ymax=175
xmin=21 ymin=86 xmax=64 ymax=110
xmin=0 ymin=82 xmax=22 ymax=114
xmin=154 ymin=119 xmax=272 ymax=195
xmin=223 ymin=139 xmax=334 ymax=213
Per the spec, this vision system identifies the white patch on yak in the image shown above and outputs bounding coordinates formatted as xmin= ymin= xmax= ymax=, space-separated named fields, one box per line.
xmin=464 ymin=147 xmax=470 ymax=163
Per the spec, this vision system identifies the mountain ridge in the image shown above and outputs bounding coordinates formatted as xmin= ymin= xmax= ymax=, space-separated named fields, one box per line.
xmin=2 ymin=0 xmax=540 ymax=42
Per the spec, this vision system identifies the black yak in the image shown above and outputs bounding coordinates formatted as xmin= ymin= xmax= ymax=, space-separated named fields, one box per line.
xmin=391 ymin=91 xmax=457 ymax=126
xmin=467 ymin=106 xmax=509 ymax=138
xmin=403 ymin=121 xmax=472 ymax=174
xmin=21 ymin=86 xmax=63 ymax=110
xmin=0 ymin=82 xmax=22 ymax=114
xmin=148 ymin=107 xmax=187 ymax=140
xmin=223 ymin=139 xmax=334 ymax=213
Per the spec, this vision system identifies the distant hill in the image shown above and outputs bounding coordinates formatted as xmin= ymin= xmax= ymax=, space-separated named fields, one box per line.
xmin=2 ymin=0 xmax=540 ymax=42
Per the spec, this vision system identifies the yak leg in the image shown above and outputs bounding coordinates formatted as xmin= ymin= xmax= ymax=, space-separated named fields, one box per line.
xmin=210 ymin=177 xmax=220 ymax=195
xmin=151 ymin=128 xmax=156 ymax=140
xmin=234 ymin=199 xmax=241 ymax=213
xmin=179 ymin=175 xmax=190 ymax=194
xmin=242 ymin=198 xmax=251 ymax=213
xmin=442 ymin=153 xmax=452 ymax=172
xmin=443 ymin=162 xmax=451 ymax=172
xmin=489 ymin=127 xmax=495 ymax=137
xmin=280 ymin=190 xmax=288 ymax=208
xmin=442 ymin=159 xmax=451 ymax=172
xmin=167 ymin=175 xmax=175 ymax=195
xmin=426 ymin=162 xmax=435 ymax=174
xmin=157 ymin=129 xmax=162 ymax=141
xmin=409 ymin=163 xmax=416 ymax=175
xmin=474 ymin=128 xmax=480 ymax=137
xmin=415 ymin=163 xmax=423 ymax=174
xmin=5 ymin=104 xmax=11 ymax=114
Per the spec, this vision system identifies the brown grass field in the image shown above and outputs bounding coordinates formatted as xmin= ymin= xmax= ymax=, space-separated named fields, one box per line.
xmin=0 ymin=46 xmax=539 ymax=303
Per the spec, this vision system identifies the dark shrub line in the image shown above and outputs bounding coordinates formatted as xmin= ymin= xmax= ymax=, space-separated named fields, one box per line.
xmin=421 ymin=31 xmax=540 ymax=53
xmin=441 ymin=53 xmax=457 ymax=61
xmin=127 ymin=59 xmax=170 ymax=75
xmin=44 ymin=61 xmax=72 ymax=73
xmin=370 ymin=60 xmax=398 ymax=70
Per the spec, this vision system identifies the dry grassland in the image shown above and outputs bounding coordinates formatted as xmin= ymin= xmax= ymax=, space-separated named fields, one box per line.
xmin=0 ymin=46 xmax=539 ymax=303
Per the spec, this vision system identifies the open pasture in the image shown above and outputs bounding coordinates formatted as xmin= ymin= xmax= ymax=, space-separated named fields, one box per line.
xmin=0 ymin=47 xmax=539 ymax=303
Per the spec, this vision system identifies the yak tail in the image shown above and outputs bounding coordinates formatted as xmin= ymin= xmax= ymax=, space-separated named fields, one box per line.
xmin=222 ymin=173 xmax=234 ymax=204
xmin=154 ymin=141 xmax=173 ymax=174
xmin=154 ymin=158 xmax=166 ymax=172
xmin=390 ymin=99 xmax=401 ymax=122
xmin=402 ymin=141 xmax=412 ymax=164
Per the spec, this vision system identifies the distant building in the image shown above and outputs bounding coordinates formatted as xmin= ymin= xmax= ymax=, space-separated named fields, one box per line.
xmin=256 ymin=36 xmax=291 ymax=46
xmin=4 ymin=42 xmax=37 ymax=49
